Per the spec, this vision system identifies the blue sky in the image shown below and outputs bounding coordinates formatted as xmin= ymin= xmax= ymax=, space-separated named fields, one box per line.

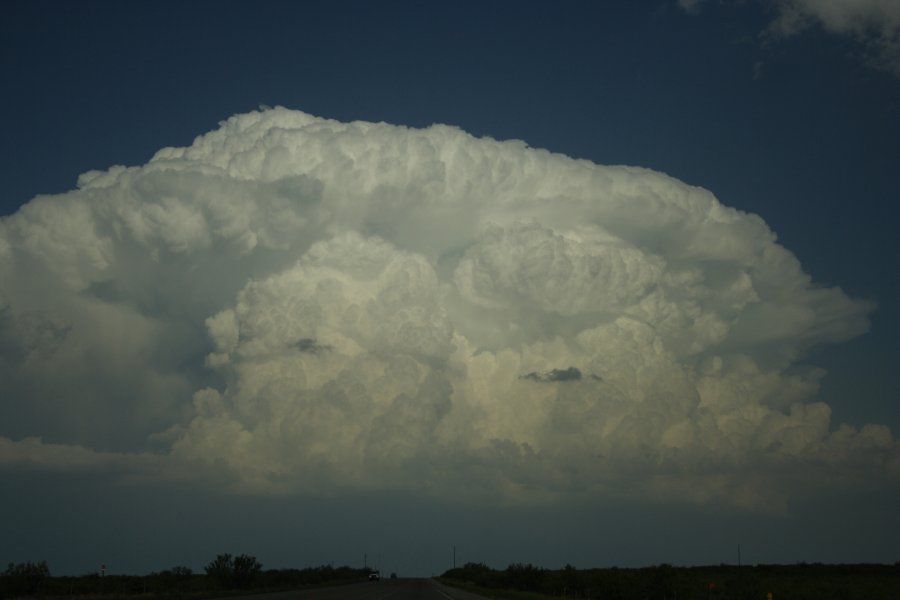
xmin=2 ymin=0 xmax=898 ymax=576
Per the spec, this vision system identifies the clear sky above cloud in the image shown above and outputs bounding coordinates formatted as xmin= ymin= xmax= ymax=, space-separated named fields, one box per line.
xmin=1 ymin=0 xmax=898 ymax=576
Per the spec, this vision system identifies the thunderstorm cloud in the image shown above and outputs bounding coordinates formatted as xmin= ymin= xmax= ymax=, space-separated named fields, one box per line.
xmin=0 ymin=108 xmax=896 ymax=511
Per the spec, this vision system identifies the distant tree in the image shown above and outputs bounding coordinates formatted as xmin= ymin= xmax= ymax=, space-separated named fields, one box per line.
xmin=559 ymin=563 xmax=582 ymax=596
xmin=504 ymin=563 xmax=544 ymax=592
xmin=232 ymin=555 xmax=261 ymax=589
xmin=205 ymin=554 xmax=234 ymax=589
xmin=442 ymin=562 xmax=498 ymax=588
xmin=204 ymin=553 xmax=261 ymax=589
xmin=170 ymin=566 xmax=192 ymax=578
xmin=153 ymin=566 xmax=194 ymax=594
xmin=2 ymin=561 xmax=51 ymax=596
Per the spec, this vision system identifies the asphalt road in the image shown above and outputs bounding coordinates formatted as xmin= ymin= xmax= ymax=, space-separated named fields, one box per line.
xmin=217 ymin=579 xmax=491 ymax=600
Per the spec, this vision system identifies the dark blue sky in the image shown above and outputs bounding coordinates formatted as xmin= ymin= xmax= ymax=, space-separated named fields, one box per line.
xmin=2 ymin=0 xmax=899 ymax=576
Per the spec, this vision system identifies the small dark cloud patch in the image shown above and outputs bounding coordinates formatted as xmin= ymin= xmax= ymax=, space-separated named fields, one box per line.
xmin=293 ymin=338 xmax=329 ymax=353
xmin=521 ymin=367 xmax=583 ymax=382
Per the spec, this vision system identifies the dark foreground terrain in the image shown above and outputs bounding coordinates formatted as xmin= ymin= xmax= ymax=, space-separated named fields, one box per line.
xmin=442 ymin=561 xmax=900 ymax=600
xmin=4 ymin=561 xmax=900 ymax=600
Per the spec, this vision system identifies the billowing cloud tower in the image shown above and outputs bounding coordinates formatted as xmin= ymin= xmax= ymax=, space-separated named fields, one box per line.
xmin=0 ymin=108 xmax=894 ymax=511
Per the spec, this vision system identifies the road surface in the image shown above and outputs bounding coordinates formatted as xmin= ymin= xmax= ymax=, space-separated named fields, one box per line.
xmin=216 ymin=579 xmax=492 ymax=600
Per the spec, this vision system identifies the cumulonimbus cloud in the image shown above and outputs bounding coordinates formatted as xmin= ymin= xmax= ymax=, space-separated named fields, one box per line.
xmin=0 ymin=107 xmax=895 ymax=511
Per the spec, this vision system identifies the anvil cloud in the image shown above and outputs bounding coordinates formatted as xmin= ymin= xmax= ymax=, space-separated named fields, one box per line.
xmin=0 ymin=108 xmax=894 ymax=511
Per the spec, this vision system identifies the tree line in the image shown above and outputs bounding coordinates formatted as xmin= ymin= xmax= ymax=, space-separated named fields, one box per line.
xmin=440 ymin=561 xmax=900 ymax=600
xmin=1 ymin=556 xmax=374 ymax=599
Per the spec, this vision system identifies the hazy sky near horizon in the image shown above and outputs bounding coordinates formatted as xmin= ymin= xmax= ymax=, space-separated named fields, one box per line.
xmin=2 ymin=0 xmax=899 ymax=577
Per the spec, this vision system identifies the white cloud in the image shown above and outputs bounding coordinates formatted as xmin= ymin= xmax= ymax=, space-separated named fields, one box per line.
xmin=767 ymin=0 xmax=900 ymax=37
xmin=0 ymin=107 xmax=892 ymax=511
xmin=679 ymin=0 xmax=900 ymax=76
xmin=677 ymin=0 xmax=705 ymax=15
xmin=767 ymin=0 xmax=900 ymax=76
